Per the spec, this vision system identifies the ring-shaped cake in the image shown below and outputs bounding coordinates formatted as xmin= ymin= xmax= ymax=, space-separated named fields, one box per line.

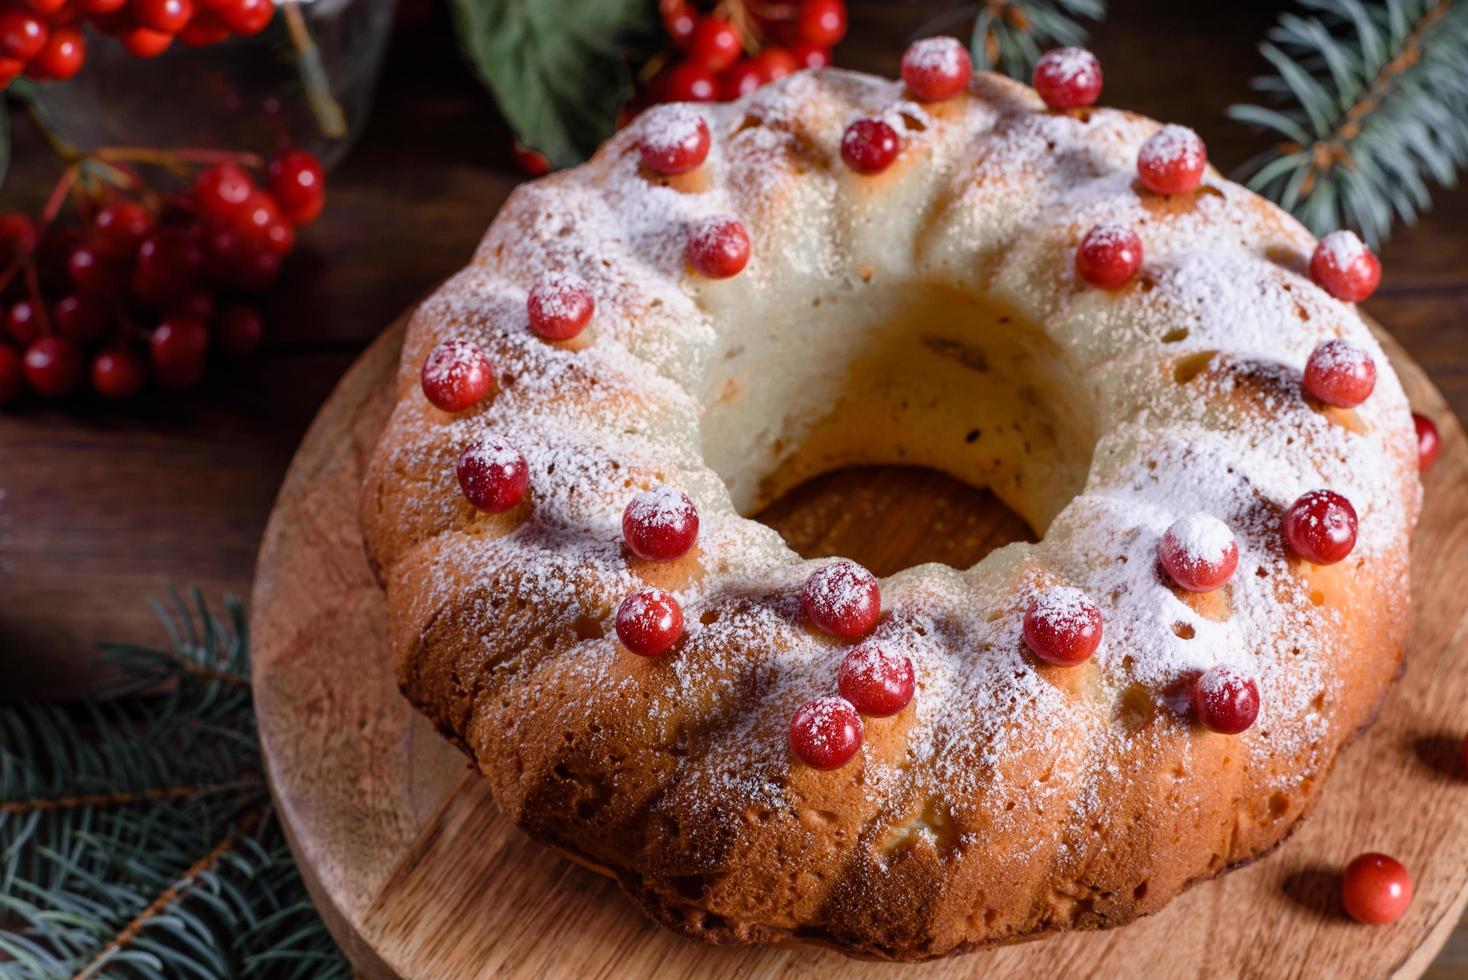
xmin=361 ymin=64 xmax=1420 ymax=959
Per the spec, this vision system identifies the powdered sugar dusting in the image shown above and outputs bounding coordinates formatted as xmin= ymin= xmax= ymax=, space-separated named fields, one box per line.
xmin=903 ymin=36 xmax=966 ymax=76
xmin=529 ymin=271 xmax=592 ymax=321
xmin=420 ymin=338 xmax=486 ymax=389
xmin=1138 ymin=124 xmax=1205 ymax=171
xmin=1029 ymin=585 xmax=1099 ymax=635
xmin=1320 ymin=229 xmax=1368 ymax=268
xmin=365 ymin=66 xmax=1422 ymax=946
xmin=624 ymin=484 xmax=696 ymax=531
xmin=1039 ymin=46 xmax=1101 ymax=86
xmin=1166 ymin=512 xmax=1235 ymax=566
xmin=637 ymin=104 xmax=708 ymax=157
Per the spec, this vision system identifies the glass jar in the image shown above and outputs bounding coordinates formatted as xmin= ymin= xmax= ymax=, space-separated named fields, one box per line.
xmin=32 ymin=0 xmax=395 ymax=170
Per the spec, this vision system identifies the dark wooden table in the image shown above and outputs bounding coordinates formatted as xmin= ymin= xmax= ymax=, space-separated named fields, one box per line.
xmin=2 ymin=1 xmax=1464 ymax=973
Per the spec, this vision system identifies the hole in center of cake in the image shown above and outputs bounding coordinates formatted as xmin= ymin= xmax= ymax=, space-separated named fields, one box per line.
xmin=698 ymin=281 xmax=1099 ymax=569
xmin=753 ymin=464 xmax=1036 ymax=575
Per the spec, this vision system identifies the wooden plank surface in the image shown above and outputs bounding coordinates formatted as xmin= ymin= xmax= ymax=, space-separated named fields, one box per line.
xmin=251 ymin=310 xmax=1468 ymax=979
xmin=1 ymin=0 xmax=1466 ymax=972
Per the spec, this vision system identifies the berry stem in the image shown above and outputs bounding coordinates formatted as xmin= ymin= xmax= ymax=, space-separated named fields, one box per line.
xmin=38 ymin=161 xmax=80 ymax=227
xmin=92 ymin=146 xmax=266 ymax=170
xmin=23 ymin=264 xmax=52 ymax=337
xmin=25 ymin=103 xmax=81 ymax=164
xmin=718 ymin=0 xmax=761 ymax=54
xmin=282 ymin=0 xmax=348 ymax=140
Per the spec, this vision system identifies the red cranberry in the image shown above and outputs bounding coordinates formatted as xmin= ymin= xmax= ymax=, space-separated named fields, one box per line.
xmin=53 ymin=295 xmax=109 ymax=344
xmin=662 ymin=62 xmax=718 ymax=103
xmin=0 ymin=212 xmax=36 ymax=266
xmin=0 ymin=9 xmax=48 ymax=62
xmin=178 ymin=14 xmax=228 ymax=46
xmin=688 ymin=15 xmax=741 ymax=72
xmin=420 ymin=338 xmax=493 ymax=412
xmin=789 ymin=696 xmax=862 ymax=770
xmin=27 ymin=25 xmax=83 ymax=80
xmin=900 ymin=36 xmax=971 ymax=102
xmin=456 ymin=438 xmax=529 ymax=513
xmin=1342 ymin=853 xmax=1412 ymax=925
xmin=527 ymin=273 xmax=594 ymax=340
xmin=92 ymin=200 xmax=153 ymax=260
xmin=6 ymin=299 xmax=44 ymax=346
xmin=1137 ymin=125 xmax=1207 ymax=195
xmin=796 ymin=0 xmax=846 ymax=48
xmin=1413 ymin=413 xmax=1440 ymax=471
xmin=663 ymin=2 xmax=695 ymax=48
xmin=802 ymin=560 xmax=881 ymax=639
xmin=511 ymin=141 xmax=552 ymax=177
xmin=1023 ymin=586 xmax=1102 ymax=666
xmin=638 ymin=104 xmax=711 ymax=175
xmin=1076 ymin=223 xmax=1143 ymax=289
xmin=133 ymin=0 xmax=193 ymax=33
xmin=119 ymin=26 xmax=172 ymax=58
xmin=22 ymin=336 xmax=83 ymax=397
xmin=751 ymin=47 xmax=798 ymax=83
xmin=267 ymin=149 xmax=326 ymax=225
xmin=789 ymin=41 xmax=831 ymax=69
xmin=1159 ymin=514 xmax=1239 ymax=593
xmin=622 ymin=486 xmax=699 ymax=561
xmin=686 ymin=216 xmax=750 ymax=278
xmin=1310 ymin=230 xmax=1380 ymax=302
xmin=1191 ymin=664 xmax=1260 ymax=734
xmin=194 ymin=163 xmax=256 ymax=223
xmin=719 ymin=58 xmax=764 ymax=100
xmin=615 ymin=588 xmax=684 ymax=657
xmin=90 ymin=347 xmax=146 ymax=399
xmin=1304 ymin=338 xmax=1376 ymax=408
xmin=1032 ymin=47 xmax=1102 ymax=109
xmin=837 ymin=644 xmax=914 ymax=717
xmin=235 ymin=191 xmax=286 ymax=245
xmin=215 ymin=305 xmax=264 ymax=358
xmin=149 ymin=316 xmax=209 ymax=390
xmin=0 ymin=344 xmax=24 ymax=404
xmin=841 ymin=118 xmax=900 ymax=174
xmin=131 ymin=232 xmax=200 ymax=307
xmin=67 ymin=244 xmax=122 ymax=298
xmin=218 ymin=0 xmax=272 ymax=34
xmin=1282 ymin=489 xmax=1357 ymax=565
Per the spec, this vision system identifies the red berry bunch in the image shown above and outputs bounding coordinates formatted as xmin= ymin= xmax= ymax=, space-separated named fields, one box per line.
xmin=0 ymin=0 xmax=275 ymax=88
xmin=648 ymin=0 xmax=845 ymax=107
xmin=0 ymin=147 xmax=325 ymax=406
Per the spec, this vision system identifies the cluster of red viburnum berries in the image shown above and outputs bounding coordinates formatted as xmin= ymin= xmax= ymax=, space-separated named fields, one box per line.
xmin=513 ymin=0 xmax=849 ymax=175
xmin=0 ymin=0 xmax=273 ymax=87
xmin=647 ymin=0 xmax=847 ymax=105
xmin=0 ymin=149 xmax=325 ymax=405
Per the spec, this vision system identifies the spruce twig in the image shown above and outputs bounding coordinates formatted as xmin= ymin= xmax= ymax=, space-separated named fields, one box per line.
xmin=1227 ymin=0 xmax=1468 ymax=246
xmin=955 ymin=0 xmax=1107 ymax=78
xmin=0 ymin=592 xmax=349 ymax=979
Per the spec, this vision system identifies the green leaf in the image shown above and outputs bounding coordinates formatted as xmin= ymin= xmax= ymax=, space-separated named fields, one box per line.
xmin=449 ymin=0 xmax=662 ymax=169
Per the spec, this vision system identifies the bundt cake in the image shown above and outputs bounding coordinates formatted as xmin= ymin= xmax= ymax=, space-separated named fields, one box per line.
xmin=359 ymin=41 xmax=1422 ymax=960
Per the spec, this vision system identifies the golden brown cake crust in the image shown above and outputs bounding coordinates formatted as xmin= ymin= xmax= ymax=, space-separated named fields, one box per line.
xmin=360 ymin=69 xmax=1420 ymax=960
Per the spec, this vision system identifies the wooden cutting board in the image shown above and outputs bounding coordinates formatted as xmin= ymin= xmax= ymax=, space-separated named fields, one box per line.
xmin=251 ymin=310 xmax=1468 ymax=979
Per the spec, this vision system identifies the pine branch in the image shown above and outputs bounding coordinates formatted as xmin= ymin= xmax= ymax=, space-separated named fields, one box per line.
xmin=959 ymin=0 xmax=1108 ymax=79
xmin=0 ymin=592 xmax=349 ymax=979
xmin=1227 ymin=0 xmax=1468 ymax=246
xmin=0 ymin=782 xmax=261 ymax=816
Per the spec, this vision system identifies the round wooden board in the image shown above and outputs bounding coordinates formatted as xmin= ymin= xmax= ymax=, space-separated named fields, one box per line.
xmin=252 ymin=309 xmax=1468 ymax=980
